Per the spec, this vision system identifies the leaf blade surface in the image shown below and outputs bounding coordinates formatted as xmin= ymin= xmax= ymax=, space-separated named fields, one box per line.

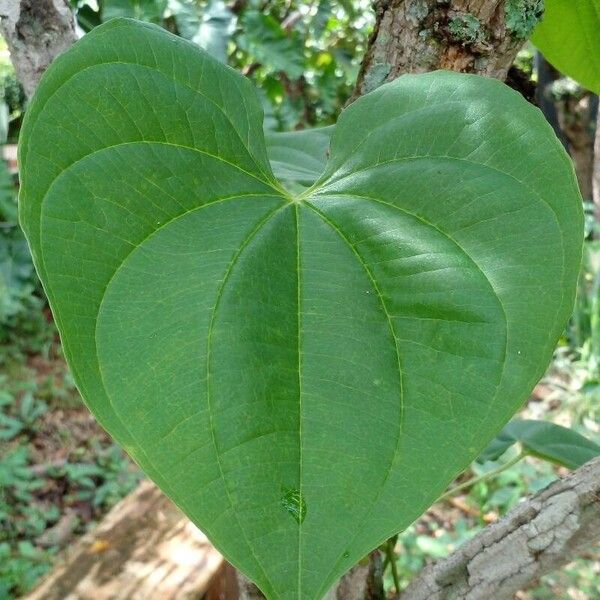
xmin=19 ymin=19 xmax=583 ymax=599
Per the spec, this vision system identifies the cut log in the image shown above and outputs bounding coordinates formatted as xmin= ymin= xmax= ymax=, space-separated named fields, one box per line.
xmin=24 ymin=480 xmax=225 ymax=600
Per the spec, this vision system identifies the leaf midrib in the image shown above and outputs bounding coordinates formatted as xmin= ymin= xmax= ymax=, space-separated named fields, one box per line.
xmin=90 ymin=180 xmax=513 ymax=597
xmin=88 ymin=195 xmax=287 ymax=573
xmin=311 ymin=150 xmax=567 ymax=377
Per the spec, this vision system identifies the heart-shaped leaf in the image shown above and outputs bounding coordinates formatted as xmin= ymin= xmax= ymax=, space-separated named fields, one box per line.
xmin=19 ymin=18 xmax=583 ymax=599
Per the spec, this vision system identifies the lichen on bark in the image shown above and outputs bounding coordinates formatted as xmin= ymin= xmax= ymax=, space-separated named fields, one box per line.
xmin=505 ymin=0 xmax=544 ymax=39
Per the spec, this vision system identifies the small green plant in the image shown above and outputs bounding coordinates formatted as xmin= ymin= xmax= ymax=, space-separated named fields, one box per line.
xmin=569 ymin=241 xmax=600 ymax=380
xmin=0 ymin=159 xmax=55 ymax=363
xmin=60 ymin=444 xmax=142 ymax=509
xmin=0 ymin=386 xmax=48 ymax=441
xmin=0 ymin=448 xmax=56 ymax=598
xmin=0 ymin=376 xmax=141 ymax=599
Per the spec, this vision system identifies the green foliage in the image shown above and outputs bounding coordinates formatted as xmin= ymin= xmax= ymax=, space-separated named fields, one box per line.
xmin=0 ymin=367 xmax=141 ymax=599
xmin=18 ymin=19 xmax=583 ymax=598
xmin=0 ymin=539 xmax=55 ymax=598
xmin=184 ymin=0 xmax=236 ymax=63
xmin=70 ymin=0 xmax=370 ymax=129
xmin=237 ymin=10 xmax=305 ymax=79
xmin=0 ymin=160 xmax=54 ymax=361
xmin=478 ymin=419 xmax=600 ymax=468
xmin=0 ymin=384 xmax=48 ymax=441
xmin=60 ymin=443 xmax=142 ymax=508
xmin=103 ymin=0 xmax=168 ymax=22
xmin=0 ymin=41 xmax=26 ymax=143
xmin=0 ymin=441 xmax=140 ymax=598
xmin=265 ymin=126 xmax=332 ymax=190
xmin=0 ymin=443 xmax=60 ymax=597
xmin=234 ymin=0 xmax=369 ymax=128
xmin=532 ymin=0 xmax=600 ymax=93
xmin=569 ymin=241 xmax=600 ymax=378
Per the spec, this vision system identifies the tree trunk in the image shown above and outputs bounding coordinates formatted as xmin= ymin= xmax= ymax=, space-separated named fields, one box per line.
xmin=535 ymin=52 xmax=568 ymax=149
xmin=556 ymin=90 xmax=596 ymax=203
xmin=0 ymin=0 xmax=77 ymax=97
xmin=351 ymin=0 xmax=541 ymax=100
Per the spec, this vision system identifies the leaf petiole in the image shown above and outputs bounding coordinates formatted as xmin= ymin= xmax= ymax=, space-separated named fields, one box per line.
xmin=438 ymin=450 xmax=528 ymax=503
xmin=384 ymin=534 xmax=401 ymax=598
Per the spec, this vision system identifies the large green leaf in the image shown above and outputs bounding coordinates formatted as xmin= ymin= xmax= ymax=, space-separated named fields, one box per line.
xmin=171 ymin=0 xmax=236 ymax=63
xmin=532 ymin=0 xmax=600 ymax=93
xmin=19 ymin=19 xmax=583 ymax=600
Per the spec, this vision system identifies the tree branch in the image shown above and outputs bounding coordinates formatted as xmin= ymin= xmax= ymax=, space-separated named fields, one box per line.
xmin=0 ymin=0 xmax=77 ymax=97
xmin=400 ymin=456 xmax=600 ymax=600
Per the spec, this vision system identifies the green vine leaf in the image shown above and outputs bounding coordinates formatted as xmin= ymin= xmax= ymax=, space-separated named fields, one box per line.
xmin=19 ymin=18 xmax=583 ymax=599
xmin=478 ymin=419 xmax=600 ymax=468
xmin=532 ymin=0 xmax=600 ymax=94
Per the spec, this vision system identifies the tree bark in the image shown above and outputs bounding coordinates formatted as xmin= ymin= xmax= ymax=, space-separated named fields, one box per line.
xmin=556 ymin=90 xmax=596 ymax=203
xmin=0 ymin=0 xmax=77 ymax=97
xmin=399 ymin=456 xmax=600 ymax=600
xmin=351 ymin=0 xmax=542 ymax=100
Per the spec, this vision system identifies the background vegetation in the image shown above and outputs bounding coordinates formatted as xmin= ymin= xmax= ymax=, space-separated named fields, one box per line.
xmin=0 ymin=1 xmax=599 ymax=598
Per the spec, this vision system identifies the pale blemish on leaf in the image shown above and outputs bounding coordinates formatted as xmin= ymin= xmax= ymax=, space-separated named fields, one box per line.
xmin=281 ymin=487 xmax=307 ymax=524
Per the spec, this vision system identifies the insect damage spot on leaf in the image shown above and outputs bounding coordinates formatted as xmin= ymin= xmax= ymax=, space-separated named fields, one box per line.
xmin=281 ymin=488 xmax=307 ymax=524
